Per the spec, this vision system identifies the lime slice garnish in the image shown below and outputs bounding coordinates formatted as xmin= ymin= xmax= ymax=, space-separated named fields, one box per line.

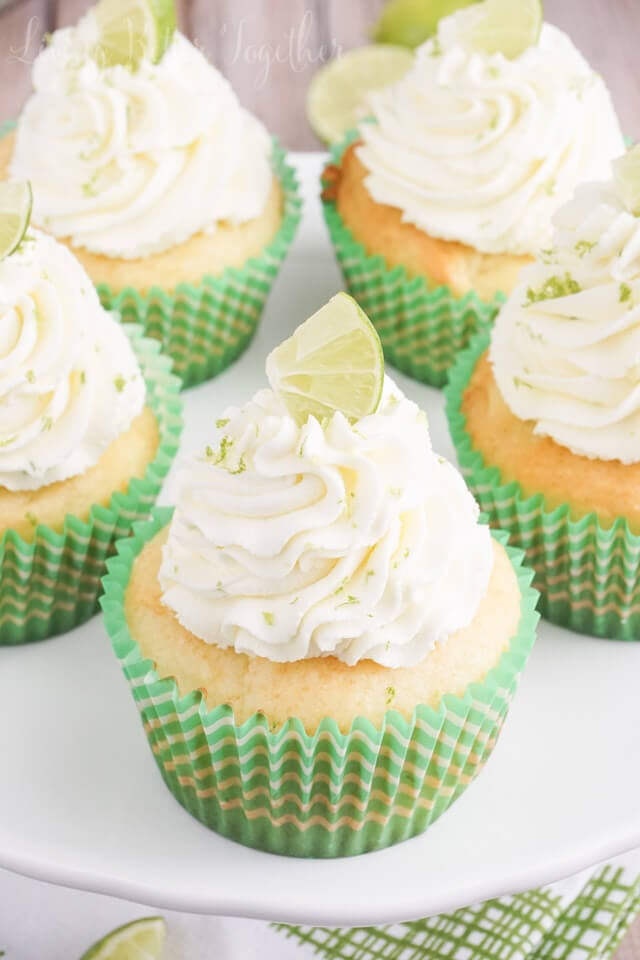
xmin=93 ymin=0 xmax=177 ymax=69
xmin=307 ymin=45 xmax=414 ymax=145
xmin=266 ymin=293 xmax=384 ymax=425
xmin=0 ymin=181 xmax=33 ymax=262
xmin=613 ymin=147 xmax=640 ymax=217
xmin=372 ymin=0 xmax=481 ymax=48
xmin=463 ymin=0 xmax=543 ymax=59
xmin=79 ymin=917 xmax=166 ymax=960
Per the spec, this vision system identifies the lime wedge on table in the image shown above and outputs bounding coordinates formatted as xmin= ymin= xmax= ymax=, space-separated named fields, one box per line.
xmin=462 ymin=0 xmax=543 ymax=59
xmin=372 ymin=0 xmax=481 ymax=49
xmin=266 ymin=294 xmax=384 ymax=426
xmin=613 ymin=146 xmax=640 ymax=217
xmin=93 ymin=0 xmax=177 ymax=69
xmin=79 ymin=917 xmax=166 ymax=960
xmin=307 ymin=45 xmax=414 ymax=145
xmin=0 ymin=181 xmax=33 ymax=262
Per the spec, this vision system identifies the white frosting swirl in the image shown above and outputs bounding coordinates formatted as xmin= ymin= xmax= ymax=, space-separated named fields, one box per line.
xmin=491 ymin=174 xmax=640 ymax=464
xmin=159 ymin=381 xmax=493 ymax=666
xmin=357 ymin=16 xmax=624 ymax=256
xmin=11 ymin=18 xmax=273 ymax=259
xmin=0 ymin=230 xmax=145 ymax=490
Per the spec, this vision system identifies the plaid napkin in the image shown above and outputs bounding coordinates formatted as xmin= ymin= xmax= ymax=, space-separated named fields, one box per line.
xmin=272 ymin=853 xmax=640 ymax=960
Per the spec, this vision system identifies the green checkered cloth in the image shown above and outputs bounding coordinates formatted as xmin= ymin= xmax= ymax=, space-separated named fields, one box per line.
xmin=274 ymin=853 xmax=640 ymax=960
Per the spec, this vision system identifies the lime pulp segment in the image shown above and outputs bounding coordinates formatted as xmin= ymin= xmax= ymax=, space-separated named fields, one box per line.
xmin=372 ymin=0 xmax=481 ymax=49
xmin=266 ymin=293 xmax=384 ymax=425
xmin=306 ymin=45 xmax=414 ymax=145
xmin=0 ymin=181 xmax=33 ymax=261
xmin=93 ymin=0 xmax=177 ymax=69
xmin=464 ymin=0 xmax=543 ymax=59
xmin=79 ymin=916 xmax=166 ymax=960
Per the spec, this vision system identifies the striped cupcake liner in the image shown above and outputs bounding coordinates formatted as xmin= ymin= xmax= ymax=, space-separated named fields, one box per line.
xmin=321 ymin=131 xmax=504 ymax=389
xmin=101 ymin=508 xmax=538 ymax=859
xmin=445 ymin=331 xmax=640 ymax=641
xmin=0 ymin=327 xmax=182 ymax=646
xmin=0 ymin=123 xmax=302 ymax=391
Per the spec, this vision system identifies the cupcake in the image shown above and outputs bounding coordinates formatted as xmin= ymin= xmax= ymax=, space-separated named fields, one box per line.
xmin=102 ymin=293 xmax=538 ymax=857
xmin=322 ymin=0 xmax=624 ymax=387
xmin=1 ymin=1 xmax=301 ymax=388
xmin=0 ymin=207 xmax=181 ymax=645
xmin=446 ymin=146 xmax=640 ymax=640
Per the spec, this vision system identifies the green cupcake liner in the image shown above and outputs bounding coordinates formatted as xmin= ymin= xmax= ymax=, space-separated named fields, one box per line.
xmin=445 ymin=331 xmax=640 ymax=641
xmin=0 ymin=123 xmax=302 ymax=391
xmin=101 ymin=507 xmax=539 ymax=858
xmin=0 ymin=327 xmax=182 ymax=646
xmin=321 ymin=131 xmax=505 ymax=389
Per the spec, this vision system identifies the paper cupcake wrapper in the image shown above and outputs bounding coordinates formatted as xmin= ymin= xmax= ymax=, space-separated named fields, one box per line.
xmin=98 ymin=141 xmax=302 ymax=389
xmin=0 ymin=123 xmax=303 ymax=391
xmin=0 ymin=328 xmax=182 ymax=646
xmin=101 ymin=507 xmax=539 ymax=859
xmin=445 ymin=331 xmax=640 ymax=641
xmin=321 ymin=131 xmax=505 ymax=389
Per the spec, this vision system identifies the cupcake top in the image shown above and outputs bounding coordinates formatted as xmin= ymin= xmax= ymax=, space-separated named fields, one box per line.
xmin=490 ymin=148 xmax=640 ymax=465
xmin=10 ymin=15 xmax=273 ymax=260
xmin=160 ymin=299 xmax=493 ymax=668
xmin=0 ymin=227 xmax=145 ymax=491
xmin=357 ymin=7 xmax=624 ymax=257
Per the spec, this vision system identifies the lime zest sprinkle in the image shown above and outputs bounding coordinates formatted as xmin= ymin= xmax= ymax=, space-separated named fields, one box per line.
xmin=543 ymin=179 xmax=556 ymax=196
xmin=366 ymin=569 xmax=375 ymax=580
xmin=263 ymin=611 xmax=275 ymax=626
xmin=290 ymin=596 xmax=300 ymax=605
xmin=114 ymin=374 xmax=126 ymax=393
xmin=229 ymin=454 xmax=247 ymax=475
xmin=25 ymin=511 xmax=38 ymax=528
xmin=576 ymin=240 xmax=597 ymax=258
xmin=513 ymin=376 xmax=533 ymax=390
xmin=216 ymin=418 xmax=229 ymax=429
xmin=41 ymin=416 xmax=53 ymax=432
xmin=620 ymin=283 xmax=633 ymax=304
xmin=337 ymin=594 xmax=360 ymax=608
xmin=25 ymin=369 xmax=35 ymax=384
xmin=525 ymin=273 xmax=582 ymax=305
xmin=333 ymin=576 xmax=349 ymax=595
xmin=80 ymin=370 xmax=86 ymax=385
xmin=385 ymin=686 xmax=396 ymax=705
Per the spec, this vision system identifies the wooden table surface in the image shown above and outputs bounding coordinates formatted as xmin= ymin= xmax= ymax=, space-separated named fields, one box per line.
xmin=0 ymin=1 xmax=639 ymax=956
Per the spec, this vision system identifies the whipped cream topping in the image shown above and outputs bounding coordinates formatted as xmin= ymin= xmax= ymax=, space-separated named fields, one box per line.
xmin=0 ymin=230 xmax=145 ymax=490
xmin=11 ymin=18 xmax=273 ymax=259
xmin=491 ymin=172 xmax=640 ymax=464
xmin=357 ymin=15 xmax=624 ymax=256
xmin=159 ymin=381 xmax=493 ymax=666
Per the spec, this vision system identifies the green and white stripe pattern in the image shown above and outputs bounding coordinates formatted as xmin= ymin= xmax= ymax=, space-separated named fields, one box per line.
xmin=0 ymin=122 xmax=303 ymax=391
xmin=276 ymin=859 xmax=640 ymax=960
xmin=0 ymin=326 xmax=182 ymax=646
xmin=321 ymin=131 xmax=504 ymax=389
xmin=101 ymin=509 xmax=538 ymax=859
xmin=446 ymin=331 xmax=640 ymax=641
xmin=97 ymin=140 xmax=302 ymax=389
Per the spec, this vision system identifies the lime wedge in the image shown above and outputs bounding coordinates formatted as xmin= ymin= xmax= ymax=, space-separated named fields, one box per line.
xmin=372 ymin=0 xmax=481 ymax=48
xmin=0 ymin=181 xmax=33 ymax=262
xmin=613 ymin=147 xmax=640 ymax=217
xmin=93 ymin=0 xmax=177 ymax=69
xmin=307 ymin=45 xmax=414 ymax=145
xmin=266 ymin=293 xmax=384 ymax=425
xmin=463 ymin=0 xmax=543 ymax=59
xmin=79 ymin=917 xmax=166 ymax=960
